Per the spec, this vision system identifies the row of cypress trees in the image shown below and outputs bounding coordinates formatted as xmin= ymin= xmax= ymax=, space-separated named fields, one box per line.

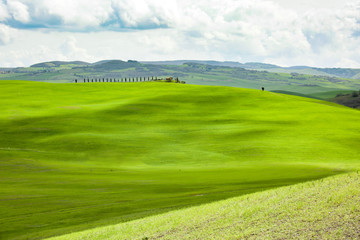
xmin=75 ymin=76 xmax=158 ymax=83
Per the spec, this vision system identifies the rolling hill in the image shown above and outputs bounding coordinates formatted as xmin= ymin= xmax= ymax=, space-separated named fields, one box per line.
xmin=49 ymin=172 xmax=360 ymax=240
xmin=142 ymin=60 xmax=360 ymax=79
xmin=329 ymin=92 xmax=360 ymax=109
xmin=1 ymin=60 xmax=359 ymax=98
xmin=0 ymin=81 xmax=360 ymax=239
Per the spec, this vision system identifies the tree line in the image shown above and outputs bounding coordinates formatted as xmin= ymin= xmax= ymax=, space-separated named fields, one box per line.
xmin=74 ymin=77 xmax=185 ymax=84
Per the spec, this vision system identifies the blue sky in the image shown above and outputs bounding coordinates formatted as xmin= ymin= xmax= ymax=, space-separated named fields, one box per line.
xmin=0 ymin=0 xmax=360 ymax=67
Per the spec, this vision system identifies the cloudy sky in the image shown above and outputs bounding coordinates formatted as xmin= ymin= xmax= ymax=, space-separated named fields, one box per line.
xmin=0 ymin=0 xmax=360 ymax=67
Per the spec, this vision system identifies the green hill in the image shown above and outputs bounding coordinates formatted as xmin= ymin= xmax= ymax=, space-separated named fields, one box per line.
xmin=270 ymin=90 xmax=321 ymax=99
xmin=30 ymin=61 xmax=90 ymax=68
xmin=1 ymin=81 xmax=360 ymax=239
xmin=257 ymin=66 xmax=360 ymax=79
xmin=48 ymin=172 xmax=360 ymax=240
xmin=271 ymin=89 xmax=358 ymax=100
xmin=143 ymin=60 xmax=360 ymax=79
xmin=329 ymin=92 xmax=360 ymax=109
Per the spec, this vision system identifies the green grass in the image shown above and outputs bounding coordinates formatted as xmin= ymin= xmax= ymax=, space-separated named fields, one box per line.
xmin=309 ymin=90 xmax=356 ymax=99
xmin=271 ymin=89 xmax=358 ymax=100
xmin=48 ymin=171 xmax=360 ymax=240
xmin=270 ymin=90 xmax=321 ymax=99
xmin=1 ymin=81 xmax=360 ymax=239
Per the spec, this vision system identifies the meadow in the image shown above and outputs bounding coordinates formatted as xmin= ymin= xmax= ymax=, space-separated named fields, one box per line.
xmin=1 ymin=81 xmax=360 ymax=239
xmin=49 ymin=172 xmax=360 ymax=239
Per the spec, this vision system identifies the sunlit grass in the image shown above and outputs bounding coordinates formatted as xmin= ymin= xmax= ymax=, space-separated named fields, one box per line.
xmin=49 ymin=172 xmax=360 ymax=240
xmin=0 ymin=81 xmax=359 ymax=239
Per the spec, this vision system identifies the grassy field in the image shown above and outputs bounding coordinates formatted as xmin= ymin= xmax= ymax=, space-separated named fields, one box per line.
xmin=48 ymin=171 xmax=360 ymax=240
xmin=271 ymin=89 xmax=357 ymax=100
xmin=308 ymin=90 xmax=357 ymax=99
xmin=1 ymin=81 xmax=360 ymax=239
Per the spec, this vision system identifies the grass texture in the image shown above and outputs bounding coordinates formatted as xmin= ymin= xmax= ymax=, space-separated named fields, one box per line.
xmin=49 ymin=172 xmax=360 ymax=240
xmin=0 ymin=81 xmax=359 ymax=239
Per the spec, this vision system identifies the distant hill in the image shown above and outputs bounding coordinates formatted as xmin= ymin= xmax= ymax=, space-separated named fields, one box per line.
xmin=270 ymin=90 xmax=321 ymax=99
xmin=314 ymin=68 xmax=360 ymax=79
xmin=248 ymin=66 xmax=360 ymax=79
xmin=141 ymin=60 xmax=280 ymax=69
xmin=9 ymin=60 xmax=360 ymax=80
xmin=92 ymin=60 xmax=141 ymax=70
xmin=31 ymin=61 xmax=90 ymax=68
xmin=1 ymin=60 xmax=360 ymax=97
xmin=142 ymin=60 xmax=360 ymax=79
xmin=329 ymin=91 xmax=360 ymax=109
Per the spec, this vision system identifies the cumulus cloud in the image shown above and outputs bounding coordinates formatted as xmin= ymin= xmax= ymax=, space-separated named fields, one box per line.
xmin=0 ymin=1 xmax=10 ymax=21
xmin=60 ymin=36 xmax=92 ymax=60
xmin=111 ymin=0 xmax=179 ymax=29
xmin=0 ymin=32 xmax=96 ymax=66
xmin=38 ymin=0 xmax=113 ymax=29
xmin=0 ymin=0 xmax=360 ymax=67
xmin=0 ymin=23 xmax=17 ymax=45
xmin=0 ymin=0 xmax=180 ymax=30
xmin=7 ymin=1 xmax=30 ymax=23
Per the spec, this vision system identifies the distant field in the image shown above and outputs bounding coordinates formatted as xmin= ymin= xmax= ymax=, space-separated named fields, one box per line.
xmin=309 ymin=90 xmax=356 ymax=99
xmin=1 ymin=61 xmax=360 ymax=95
xmin=271 ymin=89 xmax=357 ymax=100
xmin=1 ymin=81 xmax=360 ymax=239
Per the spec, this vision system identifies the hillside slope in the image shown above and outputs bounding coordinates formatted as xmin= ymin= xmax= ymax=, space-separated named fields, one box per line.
xmin=329 ymin=92 xmax=360 ymax=109
xmin=49 ymin=172 xmax=360 ymax=240
xmin=0 ymin=81 xmax=360 ymax=239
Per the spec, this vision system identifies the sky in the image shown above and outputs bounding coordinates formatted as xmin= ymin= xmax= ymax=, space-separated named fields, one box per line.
xmin=0 ymin=0 xmax=360 ymax=68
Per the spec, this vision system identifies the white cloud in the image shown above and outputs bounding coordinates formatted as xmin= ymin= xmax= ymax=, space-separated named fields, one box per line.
xmin=1 ymin=0 xmax=180 ymax=30
xmin=7 ymin=0 xmax=30 ymax=23
xmin=111 ymin=0 xmax=179 ymax=28
xmin=39 ymin=0 xmax=113 ymax=28
xmin=0 ymin=23 xmax=17 ymax=45
xmin=0 ymin=0 xmax=360 ymax=67
xmin=0 ymin=1 xmax=10 ymax=21
xmin=60 ymin=36 xmax=92 ymax=60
